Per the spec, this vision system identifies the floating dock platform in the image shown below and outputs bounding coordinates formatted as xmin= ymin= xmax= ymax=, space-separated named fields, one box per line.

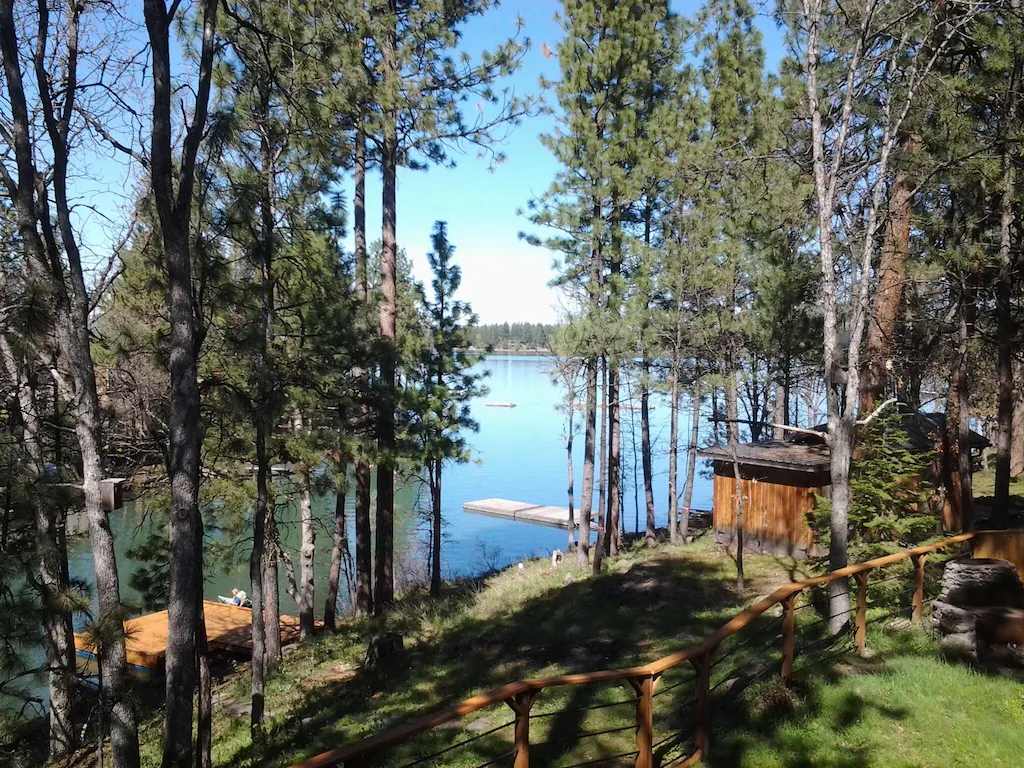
xmin=464 ymin=498 xmax=597 ymax=530
xmin=74 ymin=600 xmax=305 ymax=673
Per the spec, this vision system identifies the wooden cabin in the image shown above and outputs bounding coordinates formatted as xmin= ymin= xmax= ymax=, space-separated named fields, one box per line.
xmin=699 ymin=441 xmax=830 ymax=558
xmin=701 ymin=409 xmax=990 ymax=558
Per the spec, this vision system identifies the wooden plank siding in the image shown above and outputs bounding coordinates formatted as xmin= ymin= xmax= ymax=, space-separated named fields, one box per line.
xmin=972 ymin=530 xmax=1024 ymax=581
xmin=711 ymin=460 xmax=827 ymax=558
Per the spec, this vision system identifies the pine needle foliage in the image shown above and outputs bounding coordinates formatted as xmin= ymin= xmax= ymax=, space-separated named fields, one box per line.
xmin=812 ymin=411 xmax=936 ymax=558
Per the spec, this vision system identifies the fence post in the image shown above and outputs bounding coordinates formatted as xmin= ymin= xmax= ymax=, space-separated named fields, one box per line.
xmin=507 ymin=690 xmax=538 ymax=768
xmin=781 ymin=592 xmax=797 ymax=684
xmin=911 ymin=553 xmax=927 ymax=625
xmin=689 ymin=649 xmax=713 ymax=762
xmin=854 ymin=570 xmax=869 ymax=655
xmin=630 ymin=674 xmax=657 ymax=768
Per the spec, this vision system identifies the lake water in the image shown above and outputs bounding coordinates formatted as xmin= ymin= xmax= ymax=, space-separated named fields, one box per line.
xmin=7 ymin=356 xmax=715 ymax=711
xmin=0 ymin=354 xmax=720 ymax=716
xmin=69 ymin=355 xmax=716 ymax=617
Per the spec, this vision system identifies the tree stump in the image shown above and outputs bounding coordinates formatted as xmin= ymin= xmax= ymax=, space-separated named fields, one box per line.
xmin=932 ymin=558 xmax=1024 ymax=663
xmin=363 ymin=633 xmax=404 ymax=672
xmin=937 ymin=559 xmax=1024 ymax=608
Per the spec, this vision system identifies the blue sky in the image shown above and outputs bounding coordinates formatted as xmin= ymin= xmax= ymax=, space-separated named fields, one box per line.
xmin=76 ymin=1 xmax=786 ymax=325
xmin=356 ymin=0 xmax=787 ymax=324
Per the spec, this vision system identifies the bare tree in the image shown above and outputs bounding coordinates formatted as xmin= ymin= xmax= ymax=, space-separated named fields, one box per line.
xmin=793 ymin=0 xmax=975 ymax=631
xmin=0 ymin=1 xmax=141 ymax=763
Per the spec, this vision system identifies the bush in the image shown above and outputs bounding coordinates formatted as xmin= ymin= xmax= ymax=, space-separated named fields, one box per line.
xmin=810 ymin=410 xmax=936 ymax=558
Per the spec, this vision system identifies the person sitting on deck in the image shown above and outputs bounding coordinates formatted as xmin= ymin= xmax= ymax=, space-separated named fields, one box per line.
xmin=231 ymin=588 xmax=249 ymax=607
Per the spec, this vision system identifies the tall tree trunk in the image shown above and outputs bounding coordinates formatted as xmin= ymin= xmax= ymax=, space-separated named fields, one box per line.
xmin=725 ymin=367 xmax=739 ymax=445
xmin=375 ymin=4 xmax=399 ymax=613
xmin=143 ymin=0 xmax=217 ymax=762
xmin=1012 ymin=362 xmax=1024 ymax=479
xmin=297 ymin=465 xmax=316 ymax=638
xmin=597 ymin=359 xmax=608 ymax=555
xmin=250 ymin=418 xmax=269 ymax=733
xmin=566 ymin=395 xmax=576 ymax=552
xmin=994 ymin=59 xmax=1020 ymax=528
xmin=772 ymin=381 xmax=786 ymax=439
xmin=606 ymin=361 xmax=621 ymax=556
xmin=641 ymin=360 xmax=656 ymax=547
xmin=680 ymin=390 xmax=700 ymax=539
xmin=712 ymin=388 xmax=722 ymax=445
xmin=957 ymin=301 xmax=975 ymax=531
xmin=264 ymin=535 xmax=282 ymax=665
xmin=292 ymin=411 xmax=315 ymax=639
xmin=578 ymin=359 xmax=597 ymax=568
xmin=159 ymin=227 xmax=203 ymax=768
xmin=258 ymin=88 xmax=282 ymax=670
xmin=593 ymin=362 xmax=608 ymax=575
xmin=324 ymin=463 xmax=350 ymax=630
xmin=298 ymin=472 xmax=315 ymax=638
xmin=860 ymin=134 xmax=920 ymax=413
xmin=730 ymin=449 xmax=745 ymax=593
xmin=430 ymin=462 xmax=442 ymax=598
xmin=942 ymin=373 xmax=964 ymax=533
xmin=827 ymin=418 xmax=854 ymax=633
xmin=0 ymin=340 xmax=75 ymax=759
xmin=195 ymin=571 xmax=211 ymax=768
xmin=352 ymin=118 xmax=373 ymax=618
xmin=0 ymin=5 xmax=140 ymax=762
xmin=668 ymin=367 xmax=680 ymax=545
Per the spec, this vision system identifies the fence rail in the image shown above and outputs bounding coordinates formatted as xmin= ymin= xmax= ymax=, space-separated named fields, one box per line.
xmin=292 ymin=530 xmax=1015 ymax=768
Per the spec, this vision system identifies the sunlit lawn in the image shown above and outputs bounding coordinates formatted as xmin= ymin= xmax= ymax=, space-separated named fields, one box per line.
xmin=972 ymin=469 xmax=1024 ymax=503
xmin=714 ymin=646 xmax=1024 ymax=768
xmin=133 ymin=536 xmax=1024 ymax=768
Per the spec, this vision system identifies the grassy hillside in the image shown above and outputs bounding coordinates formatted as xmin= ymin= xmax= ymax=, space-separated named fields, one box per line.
xmin=132 ymin=537 xmax=1023 ymax=768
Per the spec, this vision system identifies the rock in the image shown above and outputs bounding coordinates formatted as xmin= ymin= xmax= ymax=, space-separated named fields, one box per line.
xmin=932 ymin=600 xmax=977 ymax=634
xmin=940 ymin=630 xmax=978 ymax=661
xmin=938 ymin=559 xmax=1024 ymax=608
xmin=933 ymin=559 xmax=1024 ymax=666
xmin=363 ymin=633 xmax=404 ymax=672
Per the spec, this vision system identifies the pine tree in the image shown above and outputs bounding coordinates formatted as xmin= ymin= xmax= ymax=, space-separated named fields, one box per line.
xmin=363 ymin=0 xmax=529 ymax=611
xmin=408 ymin=222 xmax=487 ymax=597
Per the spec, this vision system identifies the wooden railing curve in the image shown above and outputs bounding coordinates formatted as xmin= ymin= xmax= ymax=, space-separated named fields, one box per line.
xmin=292 ymin=531 xmax=1010 ymax=768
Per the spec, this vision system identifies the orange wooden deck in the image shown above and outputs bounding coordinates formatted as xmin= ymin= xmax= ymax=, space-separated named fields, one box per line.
xmin=74 ymin=600 xmax=304 ymax=672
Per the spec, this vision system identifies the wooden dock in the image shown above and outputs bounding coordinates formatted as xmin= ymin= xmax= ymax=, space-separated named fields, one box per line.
xmin=463 ymin=498 xmax=597 ymax=530
xmin=74 ymin=600 xmax=304 ymax=673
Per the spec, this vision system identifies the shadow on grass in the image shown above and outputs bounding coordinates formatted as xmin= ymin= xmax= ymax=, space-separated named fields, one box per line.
xmin=707 ymin=625 xmax=946 ymax=768
xmin=210 ymin=538 xmax=1023 ymax=768
xmin=222 ymin=552 xmax=772 ymax=768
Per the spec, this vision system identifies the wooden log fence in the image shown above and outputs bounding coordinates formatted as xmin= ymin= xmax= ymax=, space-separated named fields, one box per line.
xmin=292 ymin=531 xmax=1008 ymax=768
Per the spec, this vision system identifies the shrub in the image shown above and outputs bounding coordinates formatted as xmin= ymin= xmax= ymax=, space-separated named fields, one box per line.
xmin=810 ymin=410 xmax=936 ymax=558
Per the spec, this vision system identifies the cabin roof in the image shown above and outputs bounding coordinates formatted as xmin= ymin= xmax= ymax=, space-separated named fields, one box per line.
xmin=699 ymin=409 xmax=989 ymax=476
xmin=788 ymin=409 xmax=990 ymax=451
xmin=698 ymin=441 xmax=831 ymax=472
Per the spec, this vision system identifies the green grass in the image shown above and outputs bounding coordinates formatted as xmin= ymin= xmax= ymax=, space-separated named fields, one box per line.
xmin=716 ymin=637 xmax=1024 ymax=767
xmin=133 ymin=538 xmax=1024 ymax=768
xmin=971 ymin=469 xmax=1024 ymax=503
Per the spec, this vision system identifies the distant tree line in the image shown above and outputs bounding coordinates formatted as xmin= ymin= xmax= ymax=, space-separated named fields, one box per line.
xmin=467 ymin=322 xmax=559 ymax=350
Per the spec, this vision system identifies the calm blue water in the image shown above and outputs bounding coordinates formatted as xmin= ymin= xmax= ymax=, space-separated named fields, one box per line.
xmin=68 ymin=355 xmax=716 ymax=609
xmin=430 ymin=355 xmax=714 ymax=577
xmin=9 ymin=355 xmax=717 ymax=711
